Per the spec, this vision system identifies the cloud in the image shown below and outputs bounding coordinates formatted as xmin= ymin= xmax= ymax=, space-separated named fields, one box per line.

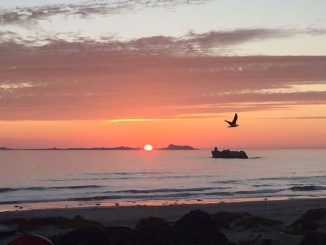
xmin=302 ymin=28 xmax=326 ymax=36
xmin=0 ymin=50 xmax=326 ymax=120
xmin=107 ymin=118 xmax=184 ymax=123
xmin=106 ymin=113 xmax=225 ymax=123
xmin=0 ymin=0 xmax=209 ymax=25
xmin=1 ymin=28 xmax=315 ymax=57
xmin=200 ymin=84 xmax=326 ymax=96
xmin=265 ymin=116 xmax=326 ymax=120
xmin=186 ymin=29 xmax=291 ymax=47
xmin=0 ymin=30 xmax=24 ymax=43
xmin=0 ymin=82 xmax=36 ymax=91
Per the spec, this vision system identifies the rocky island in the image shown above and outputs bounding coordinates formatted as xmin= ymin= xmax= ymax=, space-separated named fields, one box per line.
xmin=0 ymin=147 xmax=11 ymax=150
xmin=159 ymin=144 xmax=197 ymax=150
xmin=211 ymin=147 xmax=248 ymax=159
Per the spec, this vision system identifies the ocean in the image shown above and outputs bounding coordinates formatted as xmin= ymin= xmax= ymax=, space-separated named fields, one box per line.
xmin=0 ymin=149 xmax=325 ymax=211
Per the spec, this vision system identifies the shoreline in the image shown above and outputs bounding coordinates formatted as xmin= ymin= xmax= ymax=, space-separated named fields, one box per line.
xmin=1 ymin=197 xmax=325 ymax=227
xmin=1 ymin=195 xmax=324 ymax=213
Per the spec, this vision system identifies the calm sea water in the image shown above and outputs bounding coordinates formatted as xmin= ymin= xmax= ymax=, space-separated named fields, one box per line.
xmin=0 ymin=149 xmax=325 ymax=211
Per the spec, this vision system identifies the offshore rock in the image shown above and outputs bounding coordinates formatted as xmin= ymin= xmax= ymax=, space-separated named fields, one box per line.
xmin=211 ymin=147 xmax=248 ymax=159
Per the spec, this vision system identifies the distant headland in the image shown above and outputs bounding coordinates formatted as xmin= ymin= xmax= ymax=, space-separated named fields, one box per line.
xmin=0 ymin=147 xmax=11 ymax=150
xmin=0 ymin=144 xmax=198 ymax=151
xmin=0 ymin=146 xmax=140 ymax=151
xmin=158 ymin=144 xmax=197 ymax=150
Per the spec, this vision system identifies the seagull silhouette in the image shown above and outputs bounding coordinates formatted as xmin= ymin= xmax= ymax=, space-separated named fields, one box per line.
xmin=225 ymin=113 xmax=239 ymax=128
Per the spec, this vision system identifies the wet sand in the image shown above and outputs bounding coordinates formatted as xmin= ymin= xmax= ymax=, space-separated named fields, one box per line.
xmin=0 ymin=197 xmax=325 ymax=227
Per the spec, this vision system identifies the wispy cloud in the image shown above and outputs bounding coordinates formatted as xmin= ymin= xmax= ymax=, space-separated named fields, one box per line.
xmin=200 ymin=84 xmax=326 ymax=96
xmin=106 ymin=113 xmax=225 ymax=123
xmin=107 ymin=118 xmax=183 ymax=123
xmin=0 ymin=0 xmax=209 ymax=25
xmin=170 ymin=101 xmax=313 ymax=116
xmin=186 ymin=29 xmax=291 ymax=47
xmin=2 ymin=28 xmax=322 ymax=56
xmin=0 ymin=53 xmax=326 ymax=120
xmin=265 ymin=116 xmax=326 ymax=120
xmin=0 ymin=82 xmax=35 ymax=91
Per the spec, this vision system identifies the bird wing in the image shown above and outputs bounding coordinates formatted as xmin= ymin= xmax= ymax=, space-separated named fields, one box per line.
xmin=232 ymin=113 xmax=238 ymax=124
xmin=224 ymin=120 xmax=232 ymax=126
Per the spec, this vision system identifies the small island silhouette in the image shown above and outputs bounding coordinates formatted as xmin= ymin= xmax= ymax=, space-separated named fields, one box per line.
xmin=0 ymin=147 xmax=11 ymax=150
xmin=158 ymin=144 xmax=197 ymax=150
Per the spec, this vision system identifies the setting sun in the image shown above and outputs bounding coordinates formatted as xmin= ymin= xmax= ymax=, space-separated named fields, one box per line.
xmin=144 ymin=144 xmax=153 ymax=151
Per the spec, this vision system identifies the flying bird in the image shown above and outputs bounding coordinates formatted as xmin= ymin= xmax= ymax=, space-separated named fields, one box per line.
xmin=225 ymin=113 xmax=239 ymax=128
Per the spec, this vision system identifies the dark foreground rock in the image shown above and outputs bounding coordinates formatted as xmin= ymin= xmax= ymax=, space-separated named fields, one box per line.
xmin=289 ymin=208 xmax=326 ymax=234
xmin=4 ymin=209 xmax=326 ymax=245
xmin=174 ymin=210 xmax=230 ymax=245
xmin=212 ymin=212 xmax=283 ymax=230
xmin=3 ymin=215 xmax=102 ymax=231
xmin=27 ymin=210 xmax=232 ymax=245
xmin=299 ymin=232 xmax=326 ymax=245
xmin=135 ymin=217 xmax=171 ymax=245
xmin=53 ymin=227 xmax=109 ymax=245
xmin=211 ymin=147 xmax=248 ymax=159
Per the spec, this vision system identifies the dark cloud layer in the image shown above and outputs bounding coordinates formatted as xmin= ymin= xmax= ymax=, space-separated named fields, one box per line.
xmin=0 ymin=0 xmax=209 ymax=25
xmin=0 ymin=28 xmax=313 ymax=56
xmin=0 ymin=43 xmax=325 ymax=120
xmin=0 ymin=16 xmax=326 ymax=121
xmin=186 ymin=29 xmax=291 ymax=47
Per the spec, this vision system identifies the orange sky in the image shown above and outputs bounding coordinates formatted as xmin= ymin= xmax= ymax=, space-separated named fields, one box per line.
xmin=0 ymin=55 xmax=326 ymax=148
xmin=1 ymin=1 xmax=326 ymax=148
xmin=1 ymin=103 xmax=326 ymax=149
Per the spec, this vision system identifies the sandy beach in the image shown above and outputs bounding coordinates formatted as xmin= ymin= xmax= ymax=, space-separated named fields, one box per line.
xmin=1 ymin=197 xmax=326 ymax=245
xmin=1 ymin=197 xmax=325 ymax=227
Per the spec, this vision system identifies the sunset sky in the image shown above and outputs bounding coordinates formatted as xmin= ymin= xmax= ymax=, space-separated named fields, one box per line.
xmin=0 ymin=0 xmax=326 ymax=148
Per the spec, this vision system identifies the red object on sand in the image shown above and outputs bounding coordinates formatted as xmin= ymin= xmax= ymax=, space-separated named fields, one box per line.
xmin=8 ymin=234 xmax=54 ymax=245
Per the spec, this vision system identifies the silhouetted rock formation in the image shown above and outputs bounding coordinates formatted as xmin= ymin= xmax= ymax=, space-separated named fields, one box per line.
xmin=53 ymin=227 xmax=109 ymax=245
xmin=6 ymin=209 xmax=326 ymax=245
xmin=212 ymin=212 xmax=282 ymax=230
xmin=29 ymin=210 xmax=232 ymax=245
xmin=290 ymin=208 xmax=326 ymax=234
xmin=159 ymin=144 xmax=197 ymax=150
xmin=300 ymin=232 xmax=326 ymax=245
xmin=211 ymin=147 xmax=248 ymax=159
xmin=136 ymin=217 xmax=171 ymax=245
xmin=173 ymin=209 xmax=229 ymax=245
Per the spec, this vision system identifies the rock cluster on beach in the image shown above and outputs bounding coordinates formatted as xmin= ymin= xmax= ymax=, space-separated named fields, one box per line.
xmin=2 ymin=208 xmax=326 ymax=244
xmin=211 ymin=147 xmax=248 ymax=159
